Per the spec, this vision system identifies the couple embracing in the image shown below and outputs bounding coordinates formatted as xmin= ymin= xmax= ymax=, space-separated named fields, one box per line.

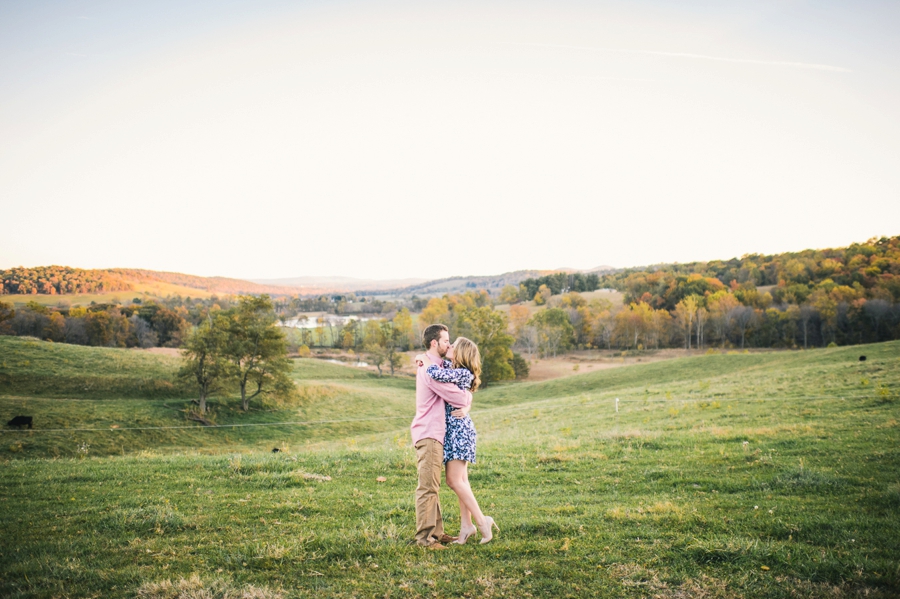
xmin=410 ymin=324 xmax=498 ymax=549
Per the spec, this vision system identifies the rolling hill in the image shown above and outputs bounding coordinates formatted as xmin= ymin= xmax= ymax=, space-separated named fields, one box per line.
xmin=1 ymin=336 xmax=898 ymax=597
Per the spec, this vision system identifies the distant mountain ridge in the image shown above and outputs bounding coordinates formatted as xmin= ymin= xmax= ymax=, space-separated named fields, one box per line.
xmin=2 ymin=265 xmax=618 ymax=299
xmin=372 ymin=266 xmax=616 ymax=297
xmin=106 ymin=269 xmax=311 ymax=296
xmin=250 ymin=275 xmax=429 ymax=291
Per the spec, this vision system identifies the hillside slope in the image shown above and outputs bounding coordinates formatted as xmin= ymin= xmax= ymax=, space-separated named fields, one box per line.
xmin=1 ymin=341 xmax=898 ymax=598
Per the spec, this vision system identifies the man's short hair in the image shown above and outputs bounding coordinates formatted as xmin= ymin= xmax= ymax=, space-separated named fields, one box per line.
xmin=422 ymin=324 xmax=449 ymax=350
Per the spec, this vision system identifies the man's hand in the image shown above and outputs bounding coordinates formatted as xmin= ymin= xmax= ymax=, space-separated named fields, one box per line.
xmin=414 ymin=353 xmax=427 ymax=367
xmin=450 ymin=404 xmax=471 ymax=419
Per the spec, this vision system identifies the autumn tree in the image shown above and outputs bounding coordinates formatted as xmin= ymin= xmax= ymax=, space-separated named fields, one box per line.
xmin=508 ymin=304 xmax=530 ymax=339
xmin=498 ymin=285 xmax=520 ymax=304
xmin=592 ymin=308 xmax=615 ymax=349
xmin=533 ymin=284 xmax=552 ymax=306
xmin=647 ymin=307 xmax=672 ymax=349
xmin=137 ymin=303 xmax=188 ymax=347
xmin=85 ymin=307 xmax=129 ymax=347
xmin=810 ymin=289 xmax=838 ymax=346
xmin=730 ymin=306 xmax=757 ymax=349
xmin=392 ymin=308 xmax=415 ymax=351
xmin=418 ymin=298 xmax=450 ymax=332
xmin=695 ymin=305 xmax=708 ymax=349
xmin=43 ymin=312 xmax=66 ymax=342
xmin=674 ymin=295 xmax=699 ymax=349
xmin=528 ymin=307 xmax=574 ymax=357
xmin=456 ymin=306 xmax=515 ymax=385
xmin=708 ymin=292 xmax=740 ymax=347
xmin=613 ymin=303 xmax=652 ymax=349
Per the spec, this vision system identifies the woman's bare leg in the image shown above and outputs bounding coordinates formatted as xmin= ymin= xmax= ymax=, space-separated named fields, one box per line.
xmin=455 ymin=461 xmax=473 ymax=529
xmin=446 ymin=460 xmax=485 ymax=531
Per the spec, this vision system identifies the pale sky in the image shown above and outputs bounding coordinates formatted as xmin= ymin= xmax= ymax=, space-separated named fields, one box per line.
xmin=2 ymin=0 xmax=898 ymax=280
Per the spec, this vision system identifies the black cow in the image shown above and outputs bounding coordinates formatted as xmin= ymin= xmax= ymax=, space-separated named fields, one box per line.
xmin=7 ymin=416 xmax=33 ymax=429
xmin=859 ymin=356 xmax=867 ymax=362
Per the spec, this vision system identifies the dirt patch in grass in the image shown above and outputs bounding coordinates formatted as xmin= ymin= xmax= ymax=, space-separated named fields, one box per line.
xmin=524 ymin=351 xmax=675 ymax=381
xmin=143 ymin=347 xmax=181 ymax=357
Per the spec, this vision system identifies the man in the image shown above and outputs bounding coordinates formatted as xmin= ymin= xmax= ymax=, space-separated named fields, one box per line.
xmin=411 ymin=323 xmax=472 ymax=549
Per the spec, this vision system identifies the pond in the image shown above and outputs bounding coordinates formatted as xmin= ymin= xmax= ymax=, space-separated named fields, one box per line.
xmin=281 ymin=314 xmax=372 ymax=329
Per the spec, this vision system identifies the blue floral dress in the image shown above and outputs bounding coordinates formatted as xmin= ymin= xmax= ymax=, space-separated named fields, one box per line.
xmin=426 ymin=360 xmax=477 ymax=464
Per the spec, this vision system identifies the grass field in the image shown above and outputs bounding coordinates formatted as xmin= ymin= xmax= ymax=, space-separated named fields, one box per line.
xmin=1 ymin=337 xmax=898 ymax=598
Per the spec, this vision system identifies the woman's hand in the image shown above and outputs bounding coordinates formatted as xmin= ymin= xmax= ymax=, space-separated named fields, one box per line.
xmin=414 ymin=353 xmax=427 ymax=367
xmin=450 ymin=404 xmax=471 ymax=419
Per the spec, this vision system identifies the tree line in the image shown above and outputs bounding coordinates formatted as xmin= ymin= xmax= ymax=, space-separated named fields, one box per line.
xmin=4 ymin=237 xmax=898 ymax=385
xmin=515 ymin=272 xmax=601 ymax=303
xmin=1 ymin=266 xmax=132 ymax=295
xmin=489 ymin=236 xmax=900 ymax=353
xmin=0 ymin=295 xmax=241 ymax=348
xmin=602 ymin=235 xmax=900 ymax=308
xmin=511 ymin=290 xmax=900 ymax=356
xmin=288 ymin=290 xmax=529 ymax=386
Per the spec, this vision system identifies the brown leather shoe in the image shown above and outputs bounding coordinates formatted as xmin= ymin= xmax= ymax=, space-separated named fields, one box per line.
xmin=437 ymin=534 xmax=458 ymax=544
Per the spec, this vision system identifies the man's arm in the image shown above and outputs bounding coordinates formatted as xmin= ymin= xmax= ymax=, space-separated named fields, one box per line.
xmin=421 ymin=374 xmax=472 ymax=408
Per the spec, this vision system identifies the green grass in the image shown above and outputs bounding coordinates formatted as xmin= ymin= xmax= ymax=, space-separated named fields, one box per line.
xmin=1 ymin=340 xmax=899 ymax=597
xmin=0 ymin=336 xmax=191 ymax=399
xmin=0 ymin=336 xmax=417 ymax=458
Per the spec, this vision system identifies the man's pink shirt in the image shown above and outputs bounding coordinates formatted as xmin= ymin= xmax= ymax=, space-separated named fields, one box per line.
xmin=410 ymin=357 xmax=472 ymax=446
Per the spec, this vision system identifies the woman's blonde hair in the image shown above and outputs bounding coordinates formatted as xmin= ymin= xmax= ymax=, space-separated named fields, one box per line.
xmin=452 ymin=336 xmax=481 ymax=392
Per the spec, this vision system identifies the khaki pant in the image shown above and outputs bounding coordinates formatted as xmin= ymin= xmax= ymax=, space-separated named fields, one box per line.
xmin=414 ymin=438 xmax=444 ymax=545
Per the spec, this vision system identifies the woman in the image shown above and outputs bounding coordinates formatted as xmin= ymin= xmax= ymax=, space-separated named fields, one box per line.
xmin=417 ymin=337 xmax=498 ymax=544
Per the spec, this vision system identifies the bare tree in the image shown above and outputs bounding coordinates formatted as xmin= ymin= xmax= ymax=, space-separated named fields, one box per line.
xmin=695 ymin=307 xmax=708 ymax=349
xmin=540 ymin=326 xmax=566 ymax=357
xmin=129 ymin=314 xmax=158 ymax=348
xmin=709 ymin=294 xmax=739 ymax=348
xmin=730 ymin=306 xmax=757 ymax=349
xmin=519 ymin=325 xmax=540 ymax=356
xmin=799 ymin=305 xmax=817 ymax=349
xmin=593 ymin=312 xmax=614 ymax=349
xmin=864 ymin=299 xmax=890 ymax=341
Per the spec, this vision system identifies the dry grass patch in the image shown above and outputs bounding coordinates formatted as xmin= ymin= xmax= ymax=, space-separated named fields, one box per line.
xmin=472 ymin=574 xmax=521 ymax=598
xmin=606 ymin=501 xmax=685 ymax=522
xmin=294 ymin=383 xmax=343 ymax=402
xmin=137 ymin=574 xmax=282 ymax=599
xmin=290 ymin=470 xmax=332 ymax=482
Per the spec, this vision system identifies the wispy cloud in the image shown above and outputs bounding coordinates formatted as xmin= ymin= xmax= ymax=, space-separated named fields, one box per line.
xmin=508 ymin=42 xmax=851 ymax=73
xmin=582 ymin=76 xmax=659 ymax=83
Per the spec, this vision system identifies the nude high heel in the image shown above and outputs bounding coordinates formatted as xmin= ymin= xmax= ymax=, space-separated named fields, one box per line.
xmin=456 ymin=525 xmax=477 ymax=545
xmin=479 ymin=516 xmax=499 ymax=544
